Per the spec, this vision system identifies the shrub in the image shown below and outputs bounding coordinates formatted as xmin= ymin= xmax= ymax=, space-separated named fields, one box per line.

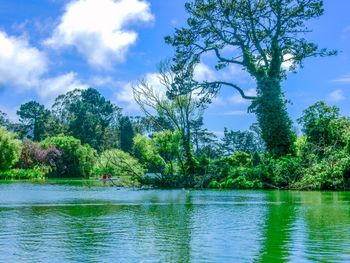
xmin=0 ymin=127 xmax=22 ymax=171
xmin=265 ymin=156 xmax=302 ymax=187
xmin=133 ymin=134 xmax=166 ymax=173
xmin=18 ymin=140 xmax=61 ymax=170
xmin=0 ymin=166 xmax=48 ymax=180
xmin=295 ymin=149 xmax=350 ymax=190
xmin=41 ymin=135 xmax=96 ymax=177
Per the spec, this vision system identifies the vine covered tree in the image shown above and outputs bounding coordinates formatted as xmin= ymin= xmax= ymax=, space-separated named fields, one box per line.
xmin=166 ymin=0 xmax=335 ymax=156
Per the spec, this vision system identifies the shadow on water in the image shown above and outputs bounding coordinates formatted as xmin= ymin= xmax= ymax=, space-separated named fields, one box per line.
xmin=256 ymin=191 xmax=350 ymax=263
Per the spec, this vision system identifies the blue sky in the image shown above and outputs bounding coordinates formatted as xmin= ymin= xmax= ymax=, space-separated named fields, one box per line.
xmin=0 ymin=0 xmax=349 ymax=136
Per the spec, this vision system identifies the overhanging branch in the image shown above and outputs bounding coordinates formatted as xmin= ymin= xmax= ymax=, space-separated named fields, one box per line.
xmin=204 ymin=81 xmax=257 ymax=100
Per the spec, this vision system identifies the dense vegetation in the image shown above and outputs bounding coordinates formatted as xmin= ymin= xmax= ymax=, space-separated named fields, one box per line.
xmin=1 ymin=0 xmax=348 ymax=190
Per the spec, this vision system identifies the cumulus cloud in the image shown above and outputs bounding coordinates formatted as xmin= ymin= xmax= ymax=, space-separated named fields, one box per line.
xmin=117 ymin=62 xmax=253 ymax=111
xmin=194 ymin=63 xmax=217 ymax=82
xmin=39 ymin=72 xmax=89 ymax=105
xmin=0 ymin=31 xmax=47 ymax=88
xmin=45 ymin=0 xmax=154 ymax=68
xmin=328 ymin=89 xmax=345 ymax=102
xmin=116 ymin=72 xmax=164 ymax=111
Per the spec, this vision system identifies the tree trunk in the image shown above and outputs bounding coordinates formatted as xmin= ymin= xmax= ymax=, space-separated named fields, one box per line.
xmin=255 ymin=78 xmax=294 ymax=157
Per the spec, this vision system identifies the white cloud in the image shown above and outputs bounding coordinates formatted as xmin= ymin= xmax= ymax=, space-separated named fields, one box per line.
xmin=39 ymin=72 xmax=89 ymax=105
xmin=332 ymin=74 xmax=350 ymax=83
xmin=116 ymin=72 xmax=164 ymax=111
xmin=328 ymin=89 xmax=345 ymax=102
xmin=45 ymin=0 xmax=154 ymax=68
xmin=0 ymin=104 xmax=19 ymax=122
xmin=0 ymin=31 xmax=47 ymax=88
xmin=282 ymin=53 xmax=294 ymax=70
xmin=194 ymin=63 xmax=217 ymax=82
xmin=221 ymin=110 xmax=248 ymax=116
xmin=229 ymin=88 xmax=256 ymax=105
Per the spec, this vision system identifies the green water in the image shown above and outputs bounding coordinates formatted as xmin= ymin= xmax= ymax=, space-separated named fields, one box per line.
xmin=0 ymin=181 xmax=349 ymax=262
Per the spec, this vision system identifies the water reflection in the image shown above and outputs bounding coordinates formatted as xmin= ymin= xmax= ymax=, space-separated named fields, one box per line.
xmin=0 ymin=183 xmax=349 ymax=262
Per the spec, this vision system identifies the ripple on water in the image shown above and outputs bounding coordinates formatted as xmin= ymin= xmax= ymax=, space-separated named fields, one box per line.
xmin=0 ymin=183 xmax=350 ymax=262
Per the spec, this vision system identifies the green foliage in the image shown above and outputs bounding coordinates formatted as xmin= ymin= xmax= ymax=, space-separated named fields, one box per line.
xmin=0 ymin=167 xmax=48 ymax=180
xmin=297 ymin=101 xmax=347 ymax=148
xmin=17 ymin=101 xmax=52 ymax=141
xmin=119 ymin=116 xmax=135 ymax=153
xmin=133 ymin=134 xmax=166 ymax=174
xmin=153 ymin=130 xmax=183 ymax=175
xmin=296 ymin=148 xmax=350 ymax=190
xmin=0 ymin=110 xmax=10 ymax=129
xmin=167 ymin=0 xmax=335 ymax=157
xmin=263 ymin=156 xmax=302 ymax=188
xmin=53 ymin=88 xmax=121 ymax=151
xmin=209 ymin=167 xmax=263 ymax=189
xmin=95 ymin=149 xmax=144 ymax=180
xmin=41 ymin=135 xmax=96 ymax=178
xmin=0 ymin=127 xmax=22 ymax=171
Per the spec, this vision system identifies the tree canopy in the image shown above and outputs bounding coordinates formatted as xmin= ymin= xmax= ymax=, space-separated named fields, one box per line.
xmin=166 ymin=0 xmax=335 ymax=156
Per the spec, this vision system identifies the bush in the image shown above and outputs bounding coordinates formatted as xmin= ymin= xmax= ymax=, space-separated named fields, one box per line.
xmin=18 ymin=140 xmax=61 ymax=171
xmin=0 ymin=127 xmax=22 ymax=171
xmin=41 ymin=135 xmax=96 ymax=178
xmin=0 ymin=166 xmax=48 ymax=180
xmin=94 ymin=149 xmax=145 ymax=180
xmin=133 ymin=134 xmax=166 ymax=174
xmin=264 ymin=156 xmax=302 ymax=187
xmin=295 ymin=149 xmax=350 ymax=190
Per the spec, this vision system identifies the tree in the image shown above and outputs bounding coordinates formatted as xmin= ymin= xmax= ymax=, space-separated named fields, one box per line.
xmin=53 ymin=88 xmax=121 ymax=151
xmin=153 ymin=130 xmax=183 ymax=176
xmin=133 ymin=61 xmax=205 ymax=174
xmin=166 ymin=0 xmax=335 ymax=157
xmin=17 ymin=101 xmax=51 ymax=141
xmin=119 ymin=116 xmax=135 ymax=153
xmin=0 ymin=110 xmax=10 ymax=128
xmin=297 ymin=101 xmax=350 ymax=149
xmin=221 ymin=124 xmax=265 ymax=155
xmin=191 ymin=118 xmax=221 ymax=158
xmin=0 ymin=127 xmax=22 ymax=171
xmin=133 ymin=134 xmax=166 ymax=174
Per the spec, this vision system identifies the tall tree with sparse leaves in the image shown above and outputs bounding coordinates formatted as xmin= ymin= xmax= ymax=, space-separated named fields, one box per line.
xmin=166 ymin=0 xmax=336 ymax=157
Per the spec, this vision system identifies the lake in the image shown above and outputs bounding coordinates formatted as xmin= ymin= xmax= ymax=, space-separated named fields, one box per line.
xmin=0 ymin=181 xmax=349 ymax=262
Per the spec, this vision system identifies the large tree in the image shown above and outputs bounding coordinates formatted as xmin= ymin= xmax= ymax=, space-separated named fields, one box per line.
xmin=166 ymin=0 xmax=335 ymax=157
xmin=17 ymin=101 xmax=51 ymax=141
xmin=53 ymin=88 xmax=121 ymax=151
